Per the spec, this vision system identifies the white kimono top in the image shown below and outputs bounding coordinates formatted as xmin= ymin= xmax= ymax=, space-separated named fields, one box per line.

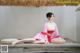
xmin=34 ymin=22 xmax=62 ymax=43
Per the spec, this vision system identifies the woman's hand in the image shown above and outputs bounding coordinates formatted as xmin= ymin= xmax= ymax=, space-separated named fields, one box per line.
xmin=41 ymin=32 xmax=52 ymax=36
xmin=47 ymin=33 xmax=51 ymax=36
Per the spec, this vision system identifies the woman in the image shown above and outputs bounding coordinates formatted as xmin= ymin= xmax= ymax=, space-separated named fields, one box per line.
xmin=12 ymin=12 xmax=66 ymax=45
xmin=34 ymin=12 xmax=66 ymax=44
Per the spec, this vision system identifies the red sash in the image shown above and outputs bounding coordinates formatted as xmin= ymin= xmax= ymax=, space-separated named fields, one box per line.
xmin=41 ymin=30 xmax=54 ymax=43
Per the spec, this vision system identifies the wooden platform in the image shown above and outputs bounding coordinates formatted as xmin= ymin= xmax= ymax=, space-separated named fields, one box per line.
xmin=0 ymin=38 xmax=80 ymax=53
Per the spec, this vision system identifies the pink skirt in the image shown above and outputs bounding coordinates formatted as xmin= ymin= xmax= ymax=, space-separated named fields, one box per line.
xmin=34 ymin=31 xmax=62 ymax=43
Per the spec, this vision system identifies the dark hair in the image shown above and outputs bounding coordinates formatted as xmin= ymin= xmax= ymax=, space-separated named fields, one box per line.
xmin=46 ymin=12 xmax=54 ymax=18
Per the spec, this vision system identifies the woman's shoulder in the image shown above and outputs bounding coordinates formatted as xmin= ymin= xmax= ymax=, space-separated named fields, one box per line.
xmin=46 ymin=22 xmax=56 ymax=24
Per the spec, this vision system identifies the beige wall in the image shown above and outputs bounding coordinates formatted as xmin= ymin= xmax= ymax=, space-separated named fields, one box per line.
xmin=0 ymin=6 xmax=78 ymax=41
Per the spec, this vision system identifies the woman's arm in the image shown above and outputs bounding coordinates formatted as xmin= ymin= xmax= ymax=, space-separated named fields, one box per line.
xmin=42 ymin=23 xmax=47 ymax=33
xmin=42 ymin=23 xmax=51 ymax=36
xmin=54 ymin=24 xmax=60 ymax=36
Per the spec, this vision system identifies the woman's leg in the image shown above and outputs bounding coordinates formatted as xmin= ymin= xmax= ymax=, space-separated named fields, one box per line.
xmin=51 ymin=37 xmax=66 ymax=44
xmin=33 ymin=41 xmax=45 ymax=44
xmin=33 ymin=38 xmax=46 ymax=44
xmin=12 ymin=38 xmax=35 ymax=45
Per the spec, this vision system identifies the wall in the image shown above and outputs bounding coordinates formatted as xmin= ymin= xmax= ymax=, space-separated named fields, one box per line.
xmin=76 ymin=8 xmax=80 ymax=42
xmin=0 ymin=6 xmax=77 ymax=41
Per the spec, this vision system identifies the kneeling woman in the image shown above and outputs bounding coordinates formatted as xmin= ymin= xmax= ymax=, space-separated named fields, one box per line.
xmin=34 ymin=12 xmax=66 ymax=44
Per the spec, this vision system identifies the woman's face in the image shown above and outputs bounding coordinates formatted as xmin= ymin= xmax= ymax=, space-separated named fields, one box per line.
xmin=49 ymin=15 xmax=54 ymax=21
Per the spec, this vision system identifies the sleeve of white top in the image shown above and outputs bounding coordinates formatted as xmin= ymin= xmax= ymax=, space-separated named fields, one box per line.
xmin=42 ymin=23 xmax=47 ymax=33
xmin=55 ymin=23 xmax=60 ymax=36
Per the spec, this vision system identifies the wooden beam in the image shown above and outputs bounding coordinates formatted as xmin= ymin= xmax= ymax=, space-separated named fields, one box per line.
xmin=0 ymin=0 xmax=80 ymax=6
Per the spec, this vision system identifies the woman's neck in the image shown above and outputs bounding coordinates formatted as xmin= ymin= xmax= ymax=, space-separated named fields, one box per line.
xmin=48 ymin=20 xmax=53 ymax=23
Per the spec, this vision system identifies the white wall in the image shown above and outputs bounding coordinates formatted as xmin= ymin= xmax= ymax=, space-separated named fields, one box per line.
xmin=76 ymin=8 xmax=80 ymax=43
xmin=61 ymin=6 xmax=77 ymax=41
xmin=0 ymin=6 xmax=77 ymax=41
